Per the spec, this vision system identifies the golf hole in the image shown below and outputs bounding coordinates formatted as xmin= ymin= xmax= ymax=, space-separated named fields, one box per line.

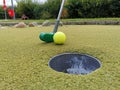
xmin=48 ymin=53 xmax=101 ymax=75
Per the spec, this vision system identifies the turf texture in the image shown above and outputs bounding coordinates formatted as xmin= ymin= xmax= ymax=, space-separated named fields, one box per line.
xmin=0 ymin=25 xmax=120 ymax=90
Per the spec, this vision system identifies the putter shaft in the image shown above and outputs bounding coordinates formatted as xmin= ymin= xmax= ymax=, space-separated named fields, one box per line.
xmin=53 ymin=0 xmax=65 ymax=33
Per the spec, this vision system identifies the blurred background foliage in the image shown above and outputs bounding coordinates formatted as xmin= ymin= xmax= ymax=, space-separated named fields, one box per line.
xmin=0 ymin=0 xmax=120 ymax=19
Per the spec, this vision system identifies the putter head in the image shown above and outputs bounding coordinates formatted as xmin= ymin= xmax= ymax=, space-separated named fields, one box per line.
xmin=39 ymin=32 xmax=54 ymax=43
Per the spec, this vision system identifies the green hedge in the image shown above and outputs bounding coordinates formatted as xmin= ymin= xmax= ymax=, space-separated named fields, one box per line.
xmin=0 ymin=0 xmax=120 ymax=19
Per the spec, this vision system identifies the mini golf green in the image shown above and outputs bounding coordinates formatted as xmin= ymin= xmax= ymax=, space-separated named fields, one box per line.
xmin=0 ymin=25 xmax=119 ymax=90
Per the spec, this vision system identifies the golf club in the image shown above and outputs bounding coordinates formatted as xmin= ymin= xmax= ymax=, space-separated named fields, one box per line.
xmin=39 ymin=0 xmax=65 ymax=42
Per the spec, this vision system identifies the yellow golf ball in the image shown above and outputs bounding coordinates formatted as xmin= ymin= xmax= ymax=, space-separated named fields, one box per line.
xmin=53 ymin=32 xmax=66 ymax=44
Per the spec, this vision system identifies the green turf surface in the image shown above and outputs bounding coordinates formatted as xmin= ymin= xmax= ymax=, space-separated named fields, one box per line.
xmin=0 ymin=18 xmax=120 ymax=23
xmin=0 ymin=25 xmax=120 ymax=90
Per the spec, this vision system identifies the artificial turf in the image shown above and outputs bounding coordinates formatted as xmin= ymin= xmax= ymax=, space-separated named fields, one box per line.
xmin=0 ymin=25 xmax=120 ymax=90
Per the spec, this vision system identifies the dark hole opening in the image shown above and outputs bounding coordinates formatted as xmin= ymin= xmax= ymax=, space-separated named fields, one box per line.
xmin=48 ymin=53 xmax=101 ymax=75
